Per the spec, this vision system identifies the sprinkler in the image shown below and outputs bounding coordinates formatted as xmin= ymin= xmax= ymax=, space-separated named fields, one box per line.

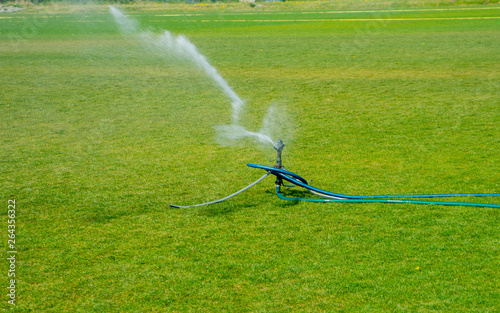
xmin=273 ymin=139 xmax=285 ymax=187
xmin=170 ymin=140 xmax=500 ymax=209
xmin=274 ymin=139 xmax=285 ymax=169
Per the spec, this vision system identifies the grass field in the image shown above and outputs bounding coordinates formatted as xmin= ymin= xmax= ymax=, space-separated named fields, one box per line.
xmin=1 ymin=2 xmax=499 ymax=311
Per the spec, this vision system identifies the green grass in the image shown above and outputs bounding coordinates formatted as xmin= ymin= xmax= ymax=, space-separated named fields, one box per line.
xmin=1 ymin=2 xmax=499 ymax=312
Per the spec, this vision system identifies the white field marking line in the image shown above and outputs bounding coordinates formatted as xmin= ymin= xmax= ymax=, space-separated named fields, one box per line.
xmin=321 ymin=7 xmax=500 ymax=14
xmin=155 ymin=13 xmax=204 ymax=16
xmin=297 ymin=7 xmax=500 ymax=15
xmin=153 ymin=6 xmax=500 ymax=17
xmin=181 ymin=16 xmax=500 ymax=22
xmin=73 ymin=20 xmax=107 ymax=22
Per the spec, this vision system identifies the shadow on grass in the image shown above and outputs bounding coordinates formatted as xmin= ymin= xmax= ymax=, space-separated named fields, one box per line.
xmin=195 ymin=201 xmax=259 ymax=217
xmin=81 ymin=199 xmax=162 ymax=224
xmin=169 ymin=188 xmax=314 ymax=216
xmin=84 ymin=211 xmax=128 ymax=224
xmin=263 ymin=188 xmax=309 ymax=208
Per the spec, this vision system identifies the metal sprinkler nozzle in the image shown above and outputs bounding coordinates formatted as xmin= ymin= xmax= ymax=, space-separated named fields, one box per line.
xmin=274 ymin=139 xmax=285 ymax=168
xmin=274 ymin=139 xmax=285 ymax=186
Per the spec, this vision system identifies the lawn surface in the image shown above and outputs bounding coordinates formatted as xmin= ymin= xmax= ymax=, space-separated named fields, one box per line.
xmin=1 ymin=2 xmax=499 ymax=311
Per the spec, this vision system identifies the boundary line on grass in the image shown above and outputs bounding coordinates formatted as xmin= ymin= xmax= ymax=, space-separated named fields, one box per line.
xmin=153 ymin=6 xmax=500 ymax=17
xmin=155 ymin=16 xmax=500 ymax=22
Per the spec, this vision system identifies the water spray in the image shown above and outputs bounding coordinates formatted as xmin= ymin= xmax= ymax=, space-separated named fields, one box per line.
xmin=108 ymin=8 xmax=499 ymax=209
xmin=171 ymin=140 xmax=500 ymax=209
xmin=110 ymin=5 xmax=276 ymax=147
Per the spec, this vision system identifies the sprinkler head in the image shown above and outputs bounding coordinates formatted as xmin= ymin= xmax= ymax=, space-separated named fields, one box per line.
xmin=274 ymin=139 xmax=285 ymax=186
xmin=274 ymin=139 xmax=285 ymax=169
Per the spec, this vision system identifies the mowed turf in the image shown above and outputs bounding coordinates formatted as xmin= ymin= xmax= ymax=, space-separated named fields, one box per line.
xmin=1 ymin=3 xmax=499 ymax=312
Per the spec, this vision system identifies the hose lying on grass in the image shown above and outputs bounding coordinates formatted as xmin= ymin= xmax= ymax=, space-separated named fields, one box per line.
xmin=169 ymin=172 xmax=270 ymax=209
xmin=247 ymin=163 xmax=500 ymax=208
xmin=170 ymin=163 xmax=499 ymax=208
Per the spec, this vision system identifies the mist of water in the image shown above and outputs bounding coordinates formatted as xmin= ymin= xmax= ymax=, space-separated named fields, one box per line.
xmin=109 ymin=6 xmax=278 ymax=148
